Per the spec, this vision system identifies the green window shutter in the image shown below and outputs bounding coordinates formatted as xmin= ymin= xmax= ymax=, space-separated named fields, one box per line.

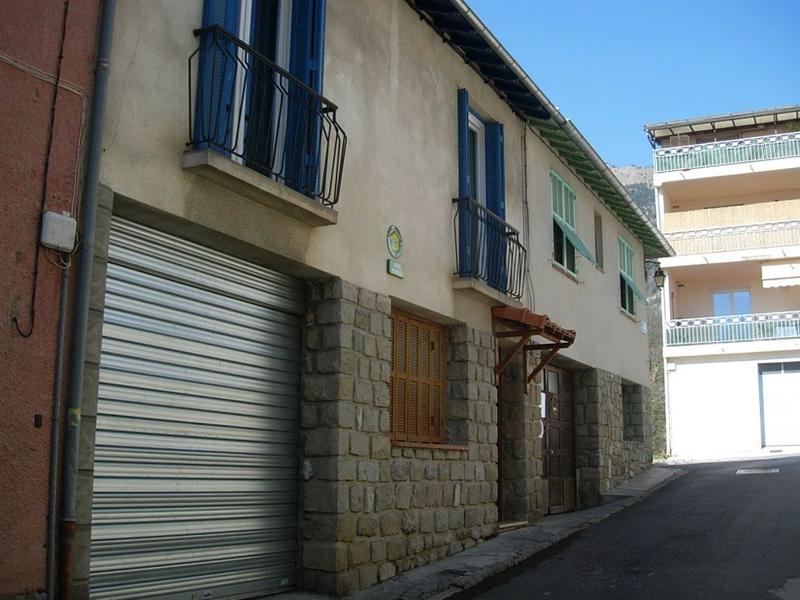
xmin=551 ymin=171 xmax=593 ymax=265
xmin=554 ymin=214 xmax=596 ymax=265
xmin=618 ymin=237 xmax=645 ymax=303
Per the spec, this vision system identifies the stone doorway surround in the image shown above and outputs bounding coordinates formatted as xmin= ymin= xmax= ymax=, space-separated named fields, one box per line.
xmin=497 ymin=344 xmax=544 ymax=524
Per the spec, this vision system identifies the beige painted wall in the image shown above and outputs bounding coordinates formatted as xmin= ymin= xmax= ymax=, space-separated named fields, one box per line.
xmin=100 ymin=0 xmax=650 ymax=383
xmin=666 ymin=350 xmax=800 ymax=458
xmin=668 ymin=262 xmax=800 ymax=319
xmin=523 ymin=130 xmax=650 ymax=384
xmin=100 ymin=0 xmax=525 ymax=334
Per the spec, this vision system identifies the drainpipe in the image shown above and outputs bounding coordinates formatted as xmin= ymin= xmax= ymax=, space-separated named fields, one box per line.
xmin=47 ymin=266 xmax=69 ymax=600
xmin=60 ymin=0 xmax=116 ymax=596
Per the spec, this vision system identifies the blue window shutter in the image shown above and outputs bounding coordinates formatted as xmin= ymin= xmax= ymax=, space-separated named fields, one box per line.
xmin=485 ymin=122 xmax=506 ymax=291
xmin=485 ymin=122 xmax=505 ymax=218
xmin=195 ymin=0 xmax=240 ymax=152
xmin=290 ymin=0 xmax=325 ymax=92
xmin=286 ymin=0 xmax=326 ymax=196
xmin=456 ymin=89 xmax=471 ymax=277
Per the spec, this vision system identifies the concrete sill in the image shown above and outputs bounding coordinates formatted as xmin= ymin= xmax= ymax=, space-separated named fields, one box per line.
xmin=550 ymin=260 xmax=580 ymax=284
xmin=182 ymin=149 xmax=338 ymax=227
xmin=452 ymin=276 xmax=522 ymax=307
xmin=619 ymin=308 xmax=639 ymax=324
xmin=392 ymin=441 xmax=468 ymax=452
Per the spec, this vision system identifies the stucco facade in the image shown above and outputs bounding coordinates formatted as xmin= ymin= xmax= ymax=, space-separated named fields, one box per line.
xmin=2 ymin=1 xmax=665 ymax=598
xmin=98 ymin=0 xmax=652 ymax=372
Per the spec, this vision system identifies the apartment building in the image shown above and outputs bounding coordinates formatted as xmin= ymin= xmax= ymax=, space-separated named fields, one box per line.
xmin=1 ymin=1 xmax=672 ymax=598
xmin=647 ymin=106 xmax=800 ymax=460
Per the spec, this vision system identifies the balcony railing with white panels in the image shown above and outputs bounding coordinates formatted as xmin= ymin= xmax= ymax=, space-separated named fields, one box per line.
xmin=665 ymin=311 xmax=800 ymax=346
xmin=664 ymin=219 xmax=800 ymax=255
xmin=654 ymin=132 xmax=800 ymax=173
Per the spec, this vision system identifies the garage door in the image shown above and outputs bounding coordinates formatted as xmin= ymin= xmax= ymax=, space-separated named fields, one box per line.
xmin=90 ymin=218 xmax=305 ymax=599
xmin=761 ymin=362 xmax=800 ymax=447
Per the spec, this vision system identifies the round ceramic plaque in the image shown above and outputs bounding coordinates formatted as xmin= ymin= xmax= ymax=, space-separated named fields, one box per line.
xmin=387 ymin=225 xmax=403 ymax=259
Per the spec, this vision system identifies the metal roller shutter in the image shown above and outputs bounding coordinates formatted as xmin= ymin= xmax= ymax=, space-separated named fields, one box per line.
xmin=761 ymin=362 xmax=800 ymax=447
xmin=90 ymin=218 xmax=304 ymax=599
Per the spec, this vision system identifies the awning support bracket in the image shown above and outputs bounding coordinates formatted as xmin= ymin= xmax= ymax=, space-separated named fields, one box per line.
xmin=527 ymin=345 xmax=567 ymax=384
xmin=491 ymin=306 xmax=576 ymax=387
xmin=494 ymin=333 xmax=532 ymax=379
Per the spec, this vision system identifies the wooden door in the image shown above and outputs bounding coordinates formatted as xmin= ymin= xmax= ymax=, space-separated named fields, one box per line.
xmin=544 ymin=366 xmax=576 ymax=514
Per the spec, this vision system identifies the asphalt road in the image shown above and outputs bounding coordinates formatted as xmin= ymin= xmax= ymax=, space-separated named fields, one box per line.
xmin=457 ymin=456 xmax=800 ymax=600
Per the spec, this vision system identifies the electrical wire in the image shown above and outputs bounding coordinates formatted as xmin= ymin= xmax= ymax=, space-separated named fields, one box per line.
xmin=13 ymin=0 xmax=71 ymax=337
xmin=521 ymin=119 xmax=535 ymax=312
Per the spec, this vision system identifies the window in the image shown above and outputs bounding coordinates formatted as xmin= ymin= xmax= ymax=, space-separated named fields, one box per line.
xmin=594 ymin=212 xmax=604 ymax=269
xmin=197 ymin=0 xmax=326 ymax=194
xmin=390 ymin=310 xmax=446 ymax=444
xmin=456 ymin=89 xmax=507 ymax=292
xmin=550 ymin=171 xmax=596 ymax=274
xmin=458 ymin=89 xmax=505 ymax=216
xmin=551 ymin=172 xmax=576 ymax=272
xmin=618 ymin=236 xmax=643 ymax=316
xmin=466 ymin=112 xmax=486 ymax=205
xmin=234 ymin=0 xmax=294 ymax=173
xmin=712 ymin=290 xmax=752 ymax=316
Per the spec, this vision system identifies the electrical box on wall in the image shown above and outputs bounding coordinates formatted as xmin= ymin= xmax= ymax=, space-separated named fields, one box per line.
xmin=40 ymin=211 xmax=77 ymax=252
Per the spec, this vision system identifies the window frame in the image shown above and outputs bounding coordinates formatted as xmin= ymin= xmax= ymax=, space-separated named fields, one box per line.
xmin=467 ymin=111 xmax=487 ymax=206
xmin=231 ymin=0 xmax=295 ymax=166
xmin=618 ymin=236 xmax=636 ymax=316
xmin=551 ymin=171 xmax=578 ymax=274
xmin=390 ymin=310 xmax=446 ymax=445
xmin=594 ymin=211 xmax=604 ymax=270
xmin=712 ymin=289 xmax=752 ymax=316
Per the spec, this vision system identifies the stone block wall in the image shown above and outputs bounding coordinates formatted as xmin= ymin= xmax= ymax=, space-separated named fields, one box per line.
xmin=299 ymin=278 xmax=498 ymax=596
xmin=623 ymin=384 xmax=646 ymax=442
xmin=498 ymin=348 xmax=544 ymax=523
xmin=573 ymin=368 xmax=652 ymax=508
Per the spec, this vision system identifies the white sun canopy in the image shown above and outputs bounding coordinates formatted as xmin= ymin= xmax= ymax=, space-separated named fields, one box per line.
xmin=763 ymin=261 xmax=800 ymax=288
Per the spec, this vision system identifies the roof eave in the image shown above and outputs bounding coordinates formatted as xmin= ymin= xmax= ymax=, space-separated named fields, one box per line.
xmin=406 ymin=0 xmax=674 ymax=258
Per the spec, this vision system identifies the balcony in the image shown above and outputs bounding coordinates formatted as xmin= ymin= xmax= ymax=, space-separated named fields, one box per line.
xmin=185 ymin=26 xmax=347 ymax=222
xmin=662 ymin=198 xmax=800 ymax=232
xmin=664 ymin=219 xmax=800 ymax=256
xmin=653 ymin=132 xmax=800 ymax=173
xmin=666 ymin=311 xmax=800 ymax=346
xmin=452 ymin=197 xmax=526 ymax=301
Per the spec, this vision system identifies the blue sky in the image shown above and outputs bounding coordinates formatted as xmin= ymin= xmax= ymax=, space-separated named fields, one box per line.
xmin=468 ymin=0 xmax=800 ymax=167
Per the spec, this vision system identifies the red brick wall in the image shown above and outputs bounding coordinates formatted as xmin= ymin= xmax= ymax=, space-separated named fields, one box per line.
xmin=0 ymin=0 xmax=101 ymax=595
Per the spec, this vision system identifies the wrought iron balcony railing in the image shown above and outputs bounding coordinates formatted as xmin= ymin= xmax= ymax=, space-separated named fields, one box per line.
xmin=188 ymin=26 xmax=347 ymax=206
xmin=666 ymin=311 xmax=800 ymax=346
xmin=452 ymin=197 xmax=526 ymax=300
xmin=654 ymin=132 xmax=800 ymax=173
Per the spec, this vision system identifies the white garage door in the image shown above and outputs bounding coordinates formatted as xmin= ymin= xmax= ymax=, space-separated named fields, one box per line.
xmin=761 ymin=362 xmax=800 ymax=447
xmin=90 ymin=218 xmax=305 ymax=599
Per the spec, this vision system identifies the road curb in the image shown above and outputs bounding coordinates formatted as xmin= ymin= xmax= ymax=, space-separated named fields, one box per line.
xmin=277 ymin=468 xmax=686 ymax=600
xmin=442 ymin=467 xmax=686 ymax=599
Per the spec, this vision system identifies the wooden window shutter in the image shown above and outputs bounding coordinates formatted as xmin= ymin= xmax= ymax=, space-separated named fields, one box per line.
xmin=391 ymin=310 xmax=445 ymax=444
